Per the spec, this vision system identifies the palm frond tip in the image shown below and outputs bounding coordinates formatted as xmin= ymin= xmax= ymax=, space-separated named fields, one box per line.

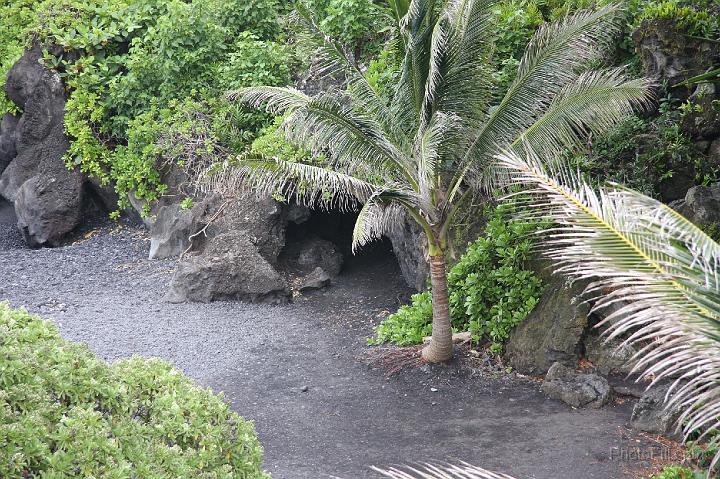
xmin=371 ymin=463 xmax=517 ymax=479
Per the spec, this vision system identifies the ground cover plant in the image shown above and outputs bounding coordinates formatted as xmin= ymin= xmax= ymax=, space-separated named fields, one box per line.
xmin=0 ymin=302 xmax=269 ymax=478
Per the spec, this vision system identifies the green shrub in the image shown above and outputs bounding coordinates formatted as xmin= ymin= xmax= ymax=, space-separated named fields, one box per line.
xmin=0 ymin=302 xmax=269 ymax=478
xmin=646 ymin=466 xmax=706 ymax=479
xmin=370 ymin=204 xmax=545 ymax=352
xmin=0 ymin=0 xmax=291 ymax=213
xmin=638 ymin=0 xmax=719 ymax=37
xmin=370 ymin=292 xmax=433 ymax=346
xmin=304 ymin=0 xmax=389 ymax=58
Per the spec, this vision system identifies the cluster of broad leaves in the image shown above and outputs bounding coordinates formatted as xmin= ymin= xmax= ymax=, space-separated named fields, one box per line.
xmin=0 ymin=303 xmax=269 ymax=478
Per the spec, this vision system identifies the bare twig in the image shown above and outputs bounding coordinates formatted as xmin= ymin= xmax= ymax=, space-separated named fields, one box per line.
xmin=179 ymin=199 xmax=232 ymax=259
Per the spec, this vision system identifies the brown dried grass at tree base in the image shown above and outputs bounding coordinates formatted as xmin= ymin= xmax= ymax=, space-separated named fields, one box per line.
xmin=359 ymin=345 xmax=425 ymax=377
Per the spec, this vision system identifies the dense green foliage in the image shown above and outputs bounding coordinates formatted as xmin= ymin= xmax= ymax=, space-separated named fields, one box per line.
xmin=370 ymin=205 xmax=544 ymax=352
xmin=0 ymin=302 xmax=268 ymax=478
xmin=573 ymin=91 xmax=719 ymax=197
xmin=2 ymin=0 xmax=716 ymax=213
xmin=0 ymin=0 xmax=294 ymax=213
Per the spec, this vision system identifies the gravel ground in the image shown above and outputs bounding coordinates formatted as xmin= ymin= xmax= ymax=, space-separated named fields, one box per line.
xmin=0 ymin=224 xmax=671 ymax=479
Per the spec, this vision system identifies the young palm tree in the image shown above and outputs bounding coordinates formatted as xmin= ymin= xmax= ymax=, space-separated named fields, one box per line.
xmin=496 ymin=149 xmax=720 ymax=469
xmin=216 ymin=0 xmax=651 ymax=362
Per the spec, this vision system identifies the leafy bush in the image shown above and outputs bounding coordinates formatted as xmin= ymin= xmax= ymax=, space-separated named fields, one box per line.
xmin=638 ymin=0 xmax=719 ymax=37
xmin=0 ymin=302 xmax=269 ymax=478
xmin=370 ymin=292 xmax=433 ymax=346
xmin=0 ymin=0 xmax=292 ymax=213
xmin=304 ymin=0 xmax=389 ymax=57
xmin=370 ymin=204 xmax=544 ymax=352
xmin=646 ymin=466 xmax=706 ymax=479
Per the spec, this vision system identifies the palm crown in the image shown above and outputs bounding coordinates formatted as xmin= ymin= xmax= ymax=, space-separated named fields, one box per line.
xmin=217 ymin=0 xmax=651 ymax=362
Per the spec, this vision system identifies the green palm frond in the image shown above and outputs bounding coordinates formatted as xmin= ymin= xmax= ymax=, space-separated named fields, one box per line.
xmin=392 ymin=0 xmax=438 ymax=131
xmin=204 ymin=156 xmax=378 ymax=211
xmin=462 ymin=3 xmax=625 ymax=173
xmin=416 ymin=112 xmax=462 ymax=198
xmin=426 ymin=0 xmax=495 ymax=127
xmin=228 ymin=86 xmax=310 ymax=115
xmin=233 ymin=88 xmax=415 ymax=185
xmin=281 ymin=94 xmax=416 ymax=184
xmin=370 ymin=463 xmax=517 ymax=479
xmin=511 ymin=68 xmax=653 ymax=158
xmin=292 ymin=3 xmax=398 ymax=138
xmin=495 ymin=149 xmax=720 ymax=468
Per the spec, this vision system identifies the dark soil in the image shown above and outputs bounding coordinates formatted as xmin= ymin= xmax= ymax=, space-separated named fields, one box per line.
xmin=0 ymin=224 xmax=670 ymax=479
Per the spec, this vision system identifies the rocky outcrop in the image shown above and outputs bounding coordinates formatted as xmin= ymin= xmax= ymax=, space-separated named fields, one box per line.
xmin=542 ymin=362 xmax=612 ymax=409
xmin=0 ymin=113 xmax=19 ymax=174
xmin=299 ymin=267 xmax=332 ymax=292
xmin=633 ymin=19 xmax=720 ymax=99
xmin=165 ymin=232 xmax=290 ymax=304
xmin=14 ymin=164 xmax=84 ymax=247
xmin=504 ymin=274 xmax=590 ymax=375
xmin=585 ymin=334 xmax=637 ymax=376
xmin=210 ymin=198 xmax=287 ymax=263
xmin=149 ymin=199 xmax=214 ymax=259
xmin=292 ymin=236 xmax=343 ymax=276
xmin=149 ymin=196 xmax=290 ymax=262
xmin=682 ymin=82 xmax=720 ymax=141
xmin=0 ymin=46 xmax=89 ymax=246
xmin=672 ymin=182 xmax=720 ymax=227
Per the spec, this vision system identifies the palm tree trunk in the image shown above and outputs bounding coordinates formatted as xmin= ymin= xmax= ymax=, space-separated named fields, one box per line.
xmin=421 ymin=253 xmax=454 ymax=363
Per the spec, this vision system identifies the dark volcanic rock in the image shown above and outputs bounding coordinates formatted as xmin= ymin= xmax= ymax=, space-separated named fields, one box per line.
xmin=165 ymin=232 xmax=291 ymax=304
xmin=387 ymin=212 xmax=429 ymax=291
xmin=584 ymin=334 xmax=637 ymax=376
xmin=504 ymin=275 xmax=589 ymax=375
xmin=214 ymin=198 xmax=288 ymax=263
xmin=673 ymin=182 xmax=720 ymax=227
xmin=542 ymin=362 xmax=612 ymax=409
xmin=149 ymin=200 xmax=213 ymax=259
xmin=633 ymin=19 xmax=720 ymax=99
xmin=3 ymin=45 xmax=45 ymax=108
xmin=631 ymin=385 xmax=683 ymax=436
xmin=682 ymin=83 xmax=720 ymax=141
xmin=299 ymin=267 xmax=332 ymax=292
xmin=150 ymin=196 xmax=289 ymax=263
xmin=14 ymin=166 xmax=83 ymax=247
xmin=0 ymin=48 xmax=86 ymax=247
xmin=0 ymin=113 xmax=20 ymax=173
xmin=0 ymin=67 xmax=70 ymax=202
xmin=658 ymin=164 xmax=695 ymax=203
xmin=295 ymin=236 xmax=343 ymax=276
